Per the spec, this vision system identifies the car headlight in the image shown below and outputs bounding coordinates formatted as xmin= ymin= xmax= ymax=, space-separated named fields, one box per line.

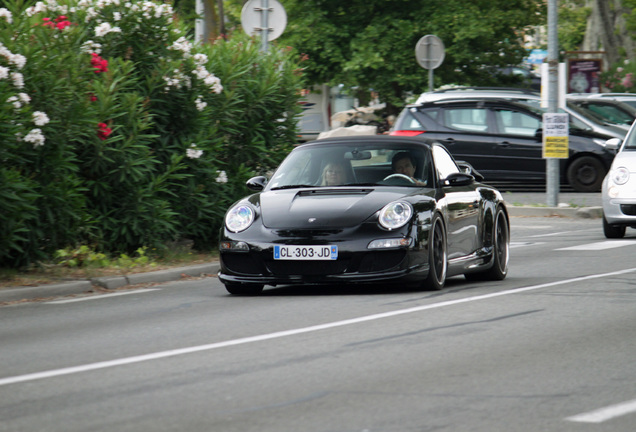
xmin=225 ymin=205 xmax=255 ymax=233
xmin=611 ymin=167 xmax=630 ymax=185
xmin=378 ymin=201 xmax=413 ymax=230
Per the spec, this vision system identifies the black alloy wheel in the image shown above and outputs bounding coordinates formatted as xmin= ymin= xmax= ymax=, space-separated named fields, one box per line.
xmin=424 ymin=214 xmax=447 ymax=290
xmin=466 ymin=206 xmax=509 ymax=281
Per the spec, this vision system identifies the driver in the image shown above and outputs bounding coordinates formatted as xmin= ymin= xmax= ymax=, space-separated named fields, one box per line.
xmin=391 ymin=152 xmax=426 ymax=186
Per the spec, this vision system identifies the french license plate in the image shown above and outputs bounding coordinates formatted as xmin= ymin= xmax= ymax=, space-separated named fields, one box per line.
xmin=273 ymin=245 xmax=338 ymax=260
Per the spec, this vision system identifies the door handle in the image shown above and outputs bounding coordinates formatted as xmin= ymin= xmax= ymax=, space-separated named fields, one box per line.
xmin=497 ymin=141 xmax=511 ymax=147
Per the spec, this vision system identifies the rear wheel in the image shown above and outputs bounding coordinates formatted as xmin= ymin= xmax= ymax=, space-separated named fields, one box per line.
xmin=566 ymin=156 xmax=605 ymax=192
xmin=465 ymin=207 xmax=509 ymax=281
xmin=603 ymin=214 xmax=626 ymax=239
xmin=424 ymin=214 xmax=447 ymax=290
xmin=224 ymin=283 xmax=264 ymax=296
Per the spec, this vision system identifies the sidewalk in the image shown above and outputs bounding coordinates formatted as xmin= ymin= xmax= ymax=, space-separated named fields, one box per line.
xmin=1 ymin=192 xmax=603 ymax=303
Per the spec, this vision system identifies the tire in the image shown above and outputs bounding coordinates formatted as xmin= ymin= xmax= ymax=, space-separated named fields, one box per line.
xmin=566 ymin=156 xmax=606 ymax=192
xmin=603 ymin=214 xmax=625 ymax=239
xmin=424 ymin=214 xmax=447 ymax=290
xmin=465 ymin=206 xmax=510 ymax=281
xmin=224 ymin=283 xmax=264 ymax=296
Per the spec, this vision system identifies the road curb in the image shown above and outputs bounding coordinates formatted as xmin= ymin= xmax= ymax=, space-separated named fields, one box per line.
xmin=507 ymin=205 xmax=602 ymax=219
xmin=1 ymin=262 xmax=220 ymax=303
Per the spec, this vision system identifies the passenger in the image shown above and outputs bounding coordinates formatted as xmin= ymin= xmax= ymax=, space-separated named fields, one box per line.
xmin=321 ymin=161 xmax=347 ymax=186
xmin=391 ymin=152 xmax=426 ymax=185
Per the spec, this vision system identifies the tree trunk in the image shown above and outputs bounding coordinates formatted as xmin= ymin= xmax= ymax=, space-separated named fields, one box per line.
xmin=582 ymin=0 xmax=635 ymax=66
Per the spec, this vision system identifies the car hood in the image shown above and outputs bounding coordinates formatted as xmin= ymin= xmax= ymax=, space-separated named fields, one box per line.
xmin=258 ymin=187 xmax=420 ymax=229
xmin=611 ymin=149 xmax=636 ymax=171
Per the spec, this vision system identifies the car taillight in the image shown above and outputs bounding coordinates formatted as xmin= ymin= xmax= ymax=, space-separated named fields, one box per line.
xmin=389 ymin=130 xmax=425 ymax=136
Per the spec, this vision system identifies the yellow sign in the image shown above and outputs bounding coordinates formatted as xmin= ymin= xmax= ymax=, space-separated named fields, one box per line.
xmin=542 ymin=113 xmax=569 ymax=159
xmin=543 ymin=136 xmax=569 ymax=158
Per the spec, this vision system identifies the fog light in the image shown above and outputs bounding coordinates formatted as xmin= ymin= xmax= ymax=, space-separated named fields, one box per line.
xmin=368 ymin=238 xmax=412 ymax=249
xmin=608 ymin=186 xmax=620 ymax=199
xmin=220 ymin=241 xmax=249 ymax=251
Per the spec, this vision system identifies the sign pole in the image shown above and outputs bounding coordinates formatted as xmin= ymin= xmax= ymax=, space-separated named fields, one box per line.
xmin=546 ymin=0 xmax=559 ymax=207
xmin=260 ymin=0 xmax=269 ymax=52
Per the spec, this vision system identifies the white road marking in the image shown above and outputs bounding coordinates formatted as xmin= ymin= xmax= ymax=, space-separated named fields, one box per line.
xmin=510 ymin=241 xmax=544 ymax=249
xmin=557 ymin=240 xmax=636 ymax=251
xmin=566 ymin=398 xmax=636 ymax=423
xmin=2 ymin=267 xmax=636 ymax=387
xmin=47 ymin=289 xmax=160 ymax=304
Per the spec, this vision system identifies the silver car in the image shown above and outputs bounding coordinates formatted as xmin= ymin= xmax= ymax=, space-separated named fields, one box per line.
xmin=602 ymin=122 xmax=636 ymax=238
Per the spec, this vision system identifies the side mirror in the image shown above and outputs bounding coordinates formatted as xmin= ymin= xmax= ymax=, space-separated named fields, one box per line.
xmin=456 ymin=161 xmax=485 ymax=182
xmin=604 ymin=138 xmax=622 ymax=151
xmin=246 ymin=176 xmax=267 ymax=191
xmin=444 ymin=172 xmax=474 ymax=187
xmin=534 ymin=128 xmax=543 ymax=141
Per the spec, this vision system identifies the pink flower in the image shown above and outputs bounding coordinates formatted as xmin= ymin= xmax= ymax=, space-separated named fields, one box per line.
xmin=42 ymin=16 xmax=72 ymax=31
xmin=97 ymin=122 xmax=112 ymax=140
xmin=621 ymin=73 xmax=633 ymax=89
xmin=90 ymin=53 xmax=108 ymax=74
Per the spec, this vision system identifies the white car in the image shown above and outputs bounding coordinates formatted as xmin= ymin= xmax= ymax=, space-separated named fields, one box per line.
xmin=602 ymin=122 xmax=636 ymax=238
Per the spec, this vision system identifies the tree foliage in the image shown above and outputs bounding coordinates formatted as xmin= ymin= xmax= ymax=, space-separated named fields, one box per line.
xmin=224 ymin=0 xmax=546 ymax=111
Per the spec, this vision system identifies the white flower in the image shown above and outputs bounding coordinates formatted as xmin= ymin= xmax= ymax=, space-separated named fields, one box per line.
xmin=169 ymin=37 xmax=192 ymax=56
xmin=195 ymin=97 xmax=207 ymax=111
xmin=81 ymin=40 xmax=102 ymax=54
xmin=18 ymin=93 xmax=31 ymax=104
xmin=33 ymin=111 xmax=50 ymax=126
xmin=215 ymin=170 xmax=228 ymax=184
xmin=24 ymin=128 xmax=46 ymax=148
xmin=113 ymin=12 xmax=121 ymax=21
xmin=0 ymin=66 xmax=9 ymax=80
xmin=11 ymin=72 xmax=24 ymax=88
xmin=7 ymin=96 xmax=21 ymax=109
xmin=9 ymin=54 xmax=27 ymax=70
xmin=186 ymin=144 xmax=203 ymax=159
xmin=95 ymin=22 xmax=122 ymax=37
xmin=0 ymin=8 xmax=12 ymax=23
xmin=192 ymin=53 xmax=208 ymax=66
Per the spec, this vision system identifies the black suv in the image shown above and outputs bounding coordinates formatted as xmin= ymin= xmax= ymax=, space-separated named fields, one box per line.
xmin=391 ymin=98 xmax=616 ymax=191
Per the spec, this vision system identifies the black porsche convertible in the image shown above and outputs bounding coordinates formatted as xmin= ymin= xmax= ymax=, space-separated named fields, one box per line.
xmin=218 ymin=136 xmax=509 ymax=295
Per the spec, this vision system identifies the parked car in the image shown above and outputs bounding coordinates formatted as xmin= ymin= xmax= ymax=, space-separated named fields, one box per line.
xmin=602 ymin=122 xmax=636 ymax=238
xmin=391 ymin=98 xmax=616 ymax=191
xmin=218 ymin=136 xmax=510 ymax=295
xmin=416 ymin=87 xmax=627 ymax=139
xmin=568 ymin=93 xmax=636 ymax=109
xmin=566 ymin=96 xmax=636 ymax=130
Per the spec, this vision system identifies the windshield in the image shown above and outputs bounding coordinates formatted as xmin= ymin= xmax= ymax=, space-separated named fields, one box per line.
xmin=266 ymin=142 xmax=432 ymax=190
xmin=624 ymin=128 xmax=636 ymax=150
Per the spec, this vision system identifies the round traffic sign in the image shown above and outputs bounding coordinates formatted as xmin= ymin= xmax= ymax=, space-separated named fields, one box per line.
xmin=415 ymin=35 xmax=445 ymax=70
xmin=241 ymin=0 xmax=287 ymax=42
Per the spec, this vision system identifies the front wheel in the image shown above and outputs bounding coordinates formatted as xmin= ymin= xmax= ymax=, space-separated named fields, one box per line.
xmin=603 ymin=214 xmax=626 ymax=239
xmin=566 ymin=156 xmax=606 ymax=192
xmin=224 ymin=282 xmax=264 ymax=296
xmin=423 ymin=214 xmax=447 ymax=290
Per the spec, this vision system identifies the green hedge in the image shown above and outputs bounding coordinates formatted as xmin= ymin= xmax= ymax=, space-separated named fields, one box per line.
xmin=0 ymin=0 xmax=305 ymax=267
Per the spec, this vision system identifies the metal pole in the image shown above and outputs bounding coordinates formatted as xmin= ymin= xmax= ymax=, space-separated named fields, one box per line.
xmin=429 ymin=68 xmax=433 ymax=92
xmin=260 ymin=0 xmax=269 ymax=52
xmin=546 ymin=0 xmax=559 ymax=207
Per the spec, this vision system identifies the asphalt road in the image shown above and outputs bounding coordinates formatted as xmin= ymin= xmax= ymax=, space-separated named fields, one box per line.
xmin=1 ymin=216 xmax=636 ymax=432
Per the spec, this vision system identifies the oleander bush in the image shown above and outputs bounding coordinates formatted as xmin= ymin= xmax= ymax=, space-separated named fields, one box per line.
xmin=0 ymin=0 xmax=305 ymax=267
